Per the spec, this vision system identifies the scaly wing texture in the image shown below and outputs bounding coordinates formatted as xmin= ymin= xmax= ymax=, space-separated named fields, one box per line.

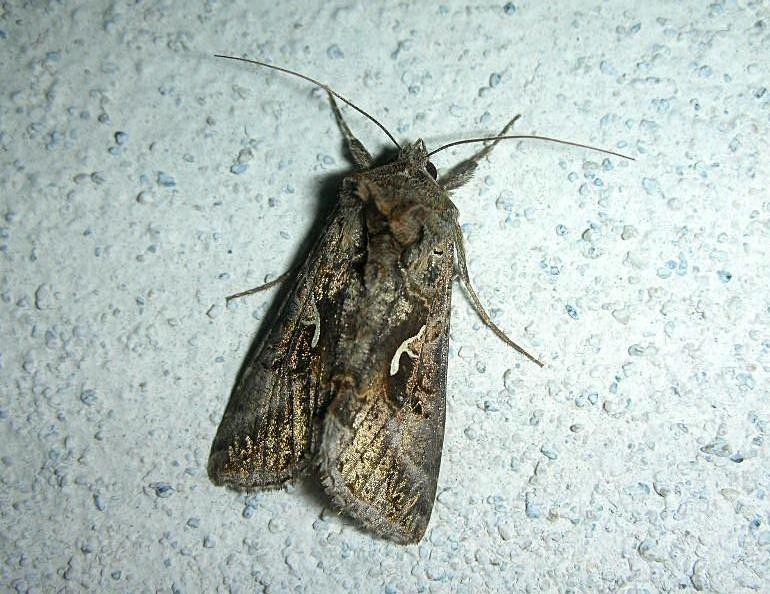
xmin=208 ymin=194 xmax=365 ymax=489
xmin=319 ymin=172 xmax=456 ymax=543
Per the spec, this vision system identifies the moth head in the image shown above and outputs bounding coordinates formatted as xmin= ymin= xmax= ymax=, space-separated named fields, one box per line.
xmin=402 ymin=139 xmax=438 ymax=181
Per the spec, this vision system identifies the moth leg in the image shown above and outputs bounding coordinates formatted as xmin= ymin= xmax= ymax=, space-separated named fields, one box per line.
xmin=452 ymin=222 xmax=544 ymax=367
xmin=327 ymin=91 xmax=374 ymax=169
xmin=225 ymin=268 xmax=295 ymax=302
xmin=439 ymin=115 xmax=521 ymax=191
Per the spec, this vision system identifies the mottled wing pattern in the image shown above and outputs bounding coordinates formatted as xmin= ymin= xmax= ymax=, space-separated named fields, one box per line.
xmin=208 ymin=195 xmax=364 ymax=489
xmin=319 ymin=170 xmax=455 ymax=543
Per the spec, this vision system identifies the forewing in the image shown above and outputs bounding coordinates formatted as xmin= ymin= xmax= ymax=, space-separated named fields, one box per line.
xmin=319 ymin=226 xmax=454 ymax=544
xmin=208 ymin=195 xmax=364 ymax=489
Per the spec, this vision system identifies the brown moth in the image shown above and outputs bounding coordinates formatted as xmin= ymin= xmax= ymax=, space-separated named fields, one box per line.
xmin=208 ymin=56 xmax=632 ymax=543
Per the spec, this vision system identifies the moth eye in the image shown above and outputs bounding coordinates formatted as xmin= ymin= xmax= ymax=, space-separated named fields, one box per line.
xmin=425 ymin=161 xmax=438 ymax=180
xmin=433 ymin=248 xmax=444 ymax=256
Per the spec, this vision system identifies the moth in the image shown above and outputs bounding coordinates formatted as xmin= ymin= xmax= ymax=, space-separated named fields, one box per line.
xmin=208 ymin=55 xmax=632 ymax=543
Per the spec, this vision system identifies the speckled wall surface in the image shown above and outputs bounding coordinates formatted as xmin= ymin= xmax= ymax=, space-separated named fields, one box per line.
xmin=1 ymin=1 xmax=768 ymax=592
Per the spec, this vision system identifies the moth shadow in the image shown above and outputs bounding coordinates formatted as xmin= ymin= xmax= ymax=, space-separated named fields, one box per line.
xmin=293 ymin=469 xmax=351 ymax=523
xmin=293 ymin=470 xmax=373 ymax=536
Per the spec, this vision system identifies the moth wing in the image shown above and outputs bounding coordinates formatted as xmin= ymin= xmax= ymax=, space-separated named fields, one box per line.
xmin=319 ymin=234 xmax=454 ymax=543
xmin=208 ymin=196 xmax=364 ymax=489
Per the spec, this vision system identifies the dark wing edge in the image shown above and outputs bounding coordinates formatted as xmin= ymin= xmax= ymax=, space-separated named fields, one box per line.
xmin=318 ymin=237 xmax=454 ymax=543
xmin=208 ymin=196 xmax=364 ymax=490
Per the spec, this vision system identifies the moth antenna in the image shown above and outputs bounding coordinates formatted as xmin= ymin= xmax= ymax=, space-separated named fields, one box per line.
xmin=428 ymin=134 xmax=635 ymax=161
xmin=215 ymin=54 xmax=401 ymax=150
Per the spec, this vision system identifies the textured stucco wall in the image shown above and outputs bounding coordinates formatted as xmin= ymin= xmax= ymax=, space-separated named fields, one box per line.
xmin=1 ymin=1 xmax=768 ymax=592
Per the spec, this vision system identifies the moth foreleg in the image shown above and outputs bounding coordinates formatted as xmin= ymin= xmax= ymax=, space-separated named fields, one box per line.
xmin=439 ymin=115 xmax=521 ymax=191
xmin=326 ymin=91 xmax=374 ymax=170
